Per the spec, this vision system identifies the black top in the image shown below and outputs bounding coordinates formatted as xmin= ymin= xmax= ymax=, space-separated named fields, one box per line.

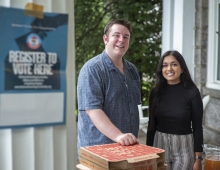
xmin=147 ymin=82 xmax=203 ymax=152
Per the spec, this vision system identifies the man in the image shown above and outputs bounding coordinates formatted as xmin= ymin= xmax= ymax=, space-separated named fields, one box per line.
xmin=77 ymin=19 xmax=141 ymax=152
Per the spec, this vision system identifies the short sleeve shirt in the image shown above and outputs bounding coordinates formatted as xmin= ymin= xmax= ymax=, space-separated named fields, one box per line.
xmin=77 ymin=51 xmax=141 ymax=150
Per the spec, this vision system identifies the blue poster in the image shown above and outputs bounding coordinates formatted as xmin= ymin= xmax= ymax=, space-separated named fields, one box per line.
xmin=0 ymin=6 xmax=68 ymax=128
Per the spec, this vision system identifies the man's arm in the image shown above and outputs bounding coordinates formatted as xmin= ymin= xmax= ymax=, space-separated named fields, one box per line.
xmin=86 ymin=109 xmax=138 ymax=145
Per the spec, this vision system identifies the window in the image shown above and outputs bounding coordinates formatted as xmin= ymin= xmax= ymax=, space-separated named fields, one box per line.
xmin=207 ymin=0 xmax=220 ymax=90
xmin=218 ymin=3 xmax=220 ymax=81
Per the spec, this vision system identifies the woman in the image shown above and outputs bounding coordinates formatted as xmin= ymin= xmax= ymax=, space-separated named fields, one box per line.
xmin=146 ymin=50 xmax=203 ymax=170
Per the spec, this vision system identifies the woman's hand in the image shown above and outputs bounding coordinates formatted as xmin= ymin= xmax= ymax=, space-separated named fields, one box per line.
xmin=193 ymin=159 xmax=202 ymax=170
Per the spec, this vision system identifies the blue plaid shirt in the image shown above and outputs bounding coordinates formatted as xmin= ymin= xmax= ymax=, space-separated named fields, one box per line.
xmin=77 ymin=51 xmax=141 ymax=151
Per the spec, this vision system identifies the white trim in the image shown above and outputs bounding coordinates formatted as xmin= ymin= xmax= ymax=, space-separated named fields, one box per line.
xmin=162 ymin=0 xmax=195 ymax=78
xmin=206 ymin=0 xmax=220 ymax=90
xmin=206 ymin=83 xmax=220 ymax=90
xmin=173 ymin=0 xmax=183 ymax=52
xmin=66 ymin=0 xmax=78 ymax=168
xmin=162 ymin=0 xmax=174 ymax=54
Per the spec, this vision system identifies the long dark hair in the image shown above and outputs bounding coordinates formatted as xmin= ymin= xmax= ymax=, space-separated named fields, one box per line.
xmin=148 ymin=50 xmax=196 ymax=131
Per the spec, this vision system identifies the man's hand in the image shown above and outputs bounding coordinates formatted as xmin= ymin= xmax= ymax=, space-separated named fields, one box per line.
xmin=115 ymin=133 xmax=139 ymax=145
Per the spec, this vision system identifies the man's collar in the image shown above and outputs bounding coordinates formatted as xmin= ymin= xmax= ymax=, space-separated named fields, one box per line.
xmin=102 ymin=50 xmax=132 ymax=71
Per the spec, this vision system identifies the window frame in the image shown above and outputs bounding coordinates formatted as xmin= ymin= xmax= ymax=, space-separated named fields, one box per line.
xmin=206 ymin=0 xmax=220 ymax=90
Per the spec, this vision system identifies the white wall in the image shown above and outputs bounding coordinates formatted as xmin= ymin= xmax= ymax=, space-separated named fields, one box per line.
xmin=162 ymin=0 xmax=195 ymax=78
xmin=0 ymin=0 xmax=77 ymax=170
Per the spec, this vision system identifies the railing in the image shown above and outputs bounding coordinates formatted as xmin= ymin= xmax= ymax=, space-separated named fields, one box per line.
xmin=138 ymin=105 xmax=149 ymax=133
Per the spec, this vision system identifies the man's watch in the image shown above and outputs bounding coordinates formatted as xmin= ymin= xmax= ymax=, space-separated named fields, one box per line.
xmin=195 ymin=155 xmax=203 ymax=161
